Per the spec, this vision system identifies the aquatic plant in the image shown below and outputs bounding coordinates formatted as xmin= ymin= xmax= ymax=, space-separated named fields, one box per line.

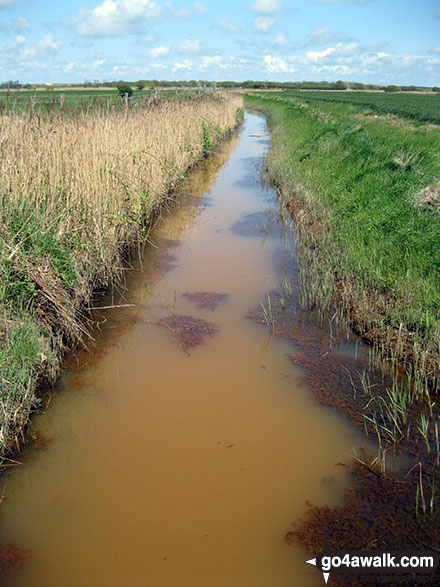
xmin=260 ymin=294 xmax=275 ymax=333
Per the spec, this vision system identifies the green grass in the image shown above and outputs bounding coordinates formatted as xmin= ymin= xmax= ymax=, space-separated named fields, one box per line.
xmin=278 ymin=90 xmax=440 ymax=125
xmin=245 ymin=92 xmax=440 ymax=390
xmin=0 ymin=196 xmax=79 ymax=452
xmin=0 ymin=318 xmax=58 ymax=451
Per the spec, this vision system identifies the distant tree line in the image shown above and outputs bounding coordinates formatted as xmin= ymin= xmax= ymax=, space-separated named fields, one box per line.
xmin=2 ymin=79 xmax=439 ymax=93
xmin=76 ymin=79 xmax=440 ymax=92
xmin=78 ymin=79 xmax=436 ymax=91
xmin=0 ymin=80 xmax=21 ymax=89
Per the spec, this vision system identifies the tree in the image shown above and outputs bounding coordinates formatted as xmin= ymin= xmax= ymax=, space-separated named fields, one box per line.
xmin=385 ymin=85 xmax=399 ymax=93
xmin=135 ymin=80 xmax=147 ymax=90
xmin=116 ymin=84 xmax=133 ymax=98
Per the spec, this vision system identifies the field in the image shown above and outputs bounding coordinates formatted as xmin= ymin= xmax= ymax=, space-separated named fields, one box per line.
xmin=0 ymin=92 xmax=243 ymax=456
xmin=279 ymin=90 xmax=440 ymax=125
xmin=0 ymin=88 xmax=209 ymax=114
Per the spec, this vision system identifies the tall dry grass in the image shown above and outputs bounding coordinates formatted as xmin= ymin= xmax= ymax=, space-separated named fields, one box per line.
xmin=0 ymin=92 xmax=243 ymax=455
xmin=1 ymin=94 xmax=241 ymax=290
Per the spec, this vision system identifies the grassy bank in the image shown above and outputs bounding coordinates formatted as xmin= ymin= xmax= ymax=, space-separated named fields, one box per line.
xmin=0 ymin=92 xmax=243 ymax=457
xmin=245 ymin=93 xmax=440 ymax=396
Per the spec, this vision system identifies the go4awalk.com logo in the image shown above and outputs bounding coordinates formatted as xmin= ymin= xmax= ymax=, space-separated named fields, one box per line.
xmin=306 ymin=544 xmax=439 ymax=584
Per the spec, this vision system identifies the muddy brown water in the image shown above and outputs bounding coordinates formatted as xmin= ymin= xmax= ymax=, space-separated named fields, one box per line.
xmin=1 ymin=111 xmax=367 ymax=586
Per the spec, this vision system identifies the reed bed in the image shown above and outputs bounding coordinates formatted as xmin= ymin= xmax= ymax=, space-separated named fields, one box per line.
xmin=0 ymin=92 xmax=243 ymax=456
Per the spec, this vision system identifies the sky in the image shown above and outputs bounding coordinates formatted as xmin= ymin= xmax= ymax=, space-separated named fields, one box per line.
xmin=1 ymin=0 xmax=439 ymax=85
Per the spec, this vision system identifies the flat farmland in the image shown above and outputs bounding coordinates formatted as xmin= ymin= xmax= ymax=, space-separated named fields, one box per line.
xmin=280 ymin=89 xmax=440 ymax=125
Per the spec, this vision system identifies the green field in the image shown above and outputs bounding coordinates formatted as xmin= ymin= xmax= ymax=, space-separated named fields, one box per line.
xmin=0 ymin=88 xmax=205 ymax=114
xmin=278 ymin=90 xmax=440 ymax=125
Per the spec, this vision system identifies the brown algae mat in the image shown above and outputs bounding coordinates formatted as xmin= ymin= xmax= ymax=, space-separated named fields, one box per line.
xmin=287 ymin=460 xmax=440 ymax=585
xmin=249 ymin=290 xmax=437 ymax=458
xmin=181 ymin=291 xmax=229 ymax=311
xmin=150 ymin=314 xmax=219 ymax=353
xmin=0 ymin=541 xmax=31 ymax=577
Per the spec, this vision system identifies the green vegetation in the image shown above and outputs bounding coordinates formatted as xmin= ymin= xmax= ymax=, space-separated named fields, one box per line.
xmin=244 ymin=92 xmax=440 ymax=394
xmin=116 ymin=84 xmax=134 ymax=98
xmin=279 ymin=89 xmax=440 ymax=125
xmin=135 ymin=80 xmax=148 ymax=90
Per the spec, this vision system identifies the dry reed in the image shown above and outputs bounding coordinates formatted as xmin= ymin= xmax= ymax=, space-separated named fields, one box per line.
xmin=1 ymin=94 xmax=242 ymax=295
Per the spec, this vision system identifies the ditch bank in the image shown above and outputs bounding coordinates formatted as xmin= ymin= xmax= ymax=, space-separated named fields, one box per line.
xmin=244 ymin=92 xmax=440 ymax=395
xmin=0 ymin=92 xmax=243 ymax=459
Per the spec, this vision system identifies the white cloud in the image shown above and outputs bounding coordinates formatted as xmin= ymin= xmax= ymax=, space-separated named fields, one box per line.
xmin=0 ymin=0 xmax=15 ymax=8
xmin=167 ymin=1 xmax=207 ymax=18
xmin=20 ymin=34 xmax=62 ymax=59
xmin=263 ymin=55 xmax=295 ymax=73
xmin=199 ymin=55 xmax=222 ymax=70
xmin=358 ymin=51 xmax=391 ymax=67
xmin=92 ymin=56 xmax=106 ymax=68
xmin=215 ymin=17 xmax=238 ymax=32
xmin=193 ymin=1 xmax=207 ymax=13
xmin=0 ymin=15 xmax=31 ymax=33
xmin=251 ymin=0 xmax=283 ymax=12
xmin=178 ymin=39 xmax=201 ymax=53
xmin=275 ymin=33 xmax=287 ymax=45
xmin=15 ymin=34 xmax=25 ymax=44
xmin=139 ymin=33 xmax=157 ymax=43
xmin=75 ymin=0 xmax=161 ymax=37
xmin=254 ymin=16 xmax=275 ymax=32
xmin=172 ymin=59 xmax=192 ymax=71
xmin=306 ymin=42 xmax=359 ymax=62
xmin=273 ymin=42 xmax=440 ymax=83
xmin=148 ymin=45 xmax=169 ymax=58
xmin=432 ymin=46 xmax=440 ymax=54
xmin=299 ymin=26 xmax=351 ymax=47
xmin=306 ymin=46 xmax=336 ymax=61
xmin=15 ymin=16 xmax=31 ymax=31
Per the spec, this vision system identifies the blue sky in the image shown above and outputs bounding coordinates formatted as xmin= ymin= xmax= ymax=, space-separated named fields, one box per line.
xmin=1 ymin=0 xmax=439 ymax=84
